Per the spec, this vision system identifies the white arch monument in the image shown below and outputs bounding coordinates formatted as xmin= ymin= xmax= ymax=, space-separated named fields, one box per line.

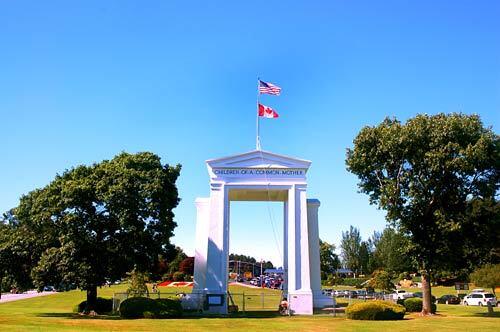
xmin=193 ymin=150 xmax=330 ymax=315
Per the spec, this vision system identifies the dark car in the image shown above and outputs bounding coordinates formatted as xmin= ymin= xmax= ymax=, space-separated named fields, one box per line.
xmin=436 ymin=294 xmax=461 ymax=305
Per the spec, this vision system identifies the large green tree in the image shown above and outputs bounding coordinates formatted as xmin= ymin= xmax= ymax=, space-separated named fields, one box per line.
xmin=346 ymin=113 xmax=499 ymax=315
xmin=11 ymin=152 xmax=181 ymax=312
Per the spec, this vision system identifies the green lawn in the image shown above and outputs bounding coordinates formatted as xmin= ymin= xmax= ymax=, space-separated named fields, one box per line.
xmin=0 ymin=284 xmax=498 ymax=331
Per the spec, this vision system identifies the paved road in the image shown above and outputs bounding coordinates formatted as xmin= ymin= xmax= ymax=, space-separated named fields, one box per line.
xmin=0 ymin=291 xmax=56 ymax=304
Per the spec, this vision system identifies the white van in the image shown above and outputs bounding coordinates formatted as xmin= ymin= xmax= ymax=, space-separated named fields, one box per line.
xmin=463 ymin=292 xmax=497 ymax=306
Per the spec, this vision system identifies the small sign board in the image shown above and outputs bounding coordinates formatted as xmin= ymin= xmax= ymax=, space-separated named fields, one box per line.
xmin=455 ymin=283 xmax=469 ymax=291
xmin=206 ymin=294 xmax=224 ymax=306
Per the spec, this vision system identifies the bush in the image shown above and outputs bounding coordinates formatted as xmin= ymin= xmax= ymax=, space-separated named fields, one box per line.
xmin=172 ymin=272 xmax=185 ymax=281
xmin=155 ymin=298 xmax=183 ymax=318
xmin=74 ymin=297 xmax=113 ymax=314
xmin=346 ymin=300 xmax=405 ymax=320
xmin=119 ymin=297 xmax=183 ymax=319
xmin=403 ymin=298 xmax=436 ymax=313
xmin=120 ymin=297 xmax=158 ymax=318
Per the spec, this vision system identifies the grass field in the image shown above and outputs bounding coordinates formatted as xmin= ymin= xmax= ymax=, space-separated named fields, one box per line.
xmin=0 ymin=284 xmax=498 ymax=331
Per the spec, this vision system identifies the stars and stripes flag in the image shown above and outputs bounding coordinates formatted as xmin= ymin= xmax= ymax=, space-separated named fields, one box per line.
xmin=258 ymin=80 xmax=281 ymax=95
xmin=258 ymin=103 xmax=279 ymax=118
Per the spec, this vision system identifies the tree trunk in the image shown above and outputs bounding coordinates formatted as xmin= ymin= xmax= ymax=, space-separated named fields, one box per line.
xmin=85 ymin=285 xmax=98 ymax=313
xmin=421 ymin=272 xmax=433 ymax=315
xmin=0 ymin=274 xmax=2 ymax=299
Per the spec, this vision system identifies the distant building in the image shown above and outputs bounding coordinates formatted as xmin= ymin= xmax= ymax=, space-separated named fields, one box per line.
xmin=335 ymin=268 xmax=354 ymax=277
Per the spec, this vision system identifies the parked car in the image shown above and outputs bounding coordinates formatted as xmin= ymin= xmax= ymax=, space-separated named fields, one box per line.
xmin=391 ymin=290 xmax=414 ymax=300
xmin=347 ymin=290 xmax=358 ymax=298
xmin=463 ymin=292 xmax=497 ymax=306
xmin=356 ymin=290 xmax=368 ymax=299
xmin=436 ymin=294 xmax=461 ymax=305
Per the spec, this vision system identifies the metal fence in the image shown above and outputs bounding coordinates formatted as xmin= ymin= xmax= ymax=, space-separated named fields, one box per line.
xmin=229 ymin=292 xmax=282 ymax=312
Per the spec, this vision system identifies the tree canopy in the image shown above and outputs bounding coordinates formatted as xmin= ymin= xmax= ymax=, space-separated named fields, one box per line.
xmin=346 ymin=113 xmax=499 ymax=314
xmin=9 ymin=152 xmax=181 ymax=311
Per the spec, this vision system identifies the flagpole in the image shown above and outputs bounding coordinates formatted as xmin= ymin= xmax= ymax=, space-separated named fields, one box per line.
xmin=256 ymin=78 xmax=261 ymax=150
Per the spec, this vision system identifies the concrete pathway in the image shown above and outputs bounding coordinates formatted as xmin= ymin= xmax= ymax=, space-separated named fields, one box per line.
xmin=0 ymin=290 xmax=56 ymax=304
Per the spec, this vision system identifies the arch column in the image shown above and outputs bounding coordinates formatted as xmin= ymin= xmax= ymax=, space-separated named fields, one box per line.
xmin=287 ymin=184 xmax=313 ymax=315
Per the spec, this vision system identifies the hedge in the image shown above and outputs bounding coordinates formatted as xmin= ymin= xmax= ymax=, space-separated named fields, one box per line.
xmin=346 ymin=300 xmax=405 ymax=320
xmin=403 ymin=298 xmax=436 ymax=313
xmin=119 ymin=297 xmax=183 ymax=319
xmin=74 ymin=297 xmax=113 ymax=314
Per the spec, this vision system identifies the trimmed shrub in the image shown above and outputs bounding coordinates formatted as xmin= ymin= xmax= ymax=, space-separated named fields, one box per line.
xmin=346 ymin=300 xmax=405 ymax=320
xmin=119 ymin=297 xmax=184 ymax=319
xmin=155 ymin=298 xmax=183 ymax=318
xmin=74 ymin=297 xmax=113 ymax=314
xmin=403 ymin=298 xmax=436 ymax=313
xmin=120 ymin=297 xmax=158 ymax=318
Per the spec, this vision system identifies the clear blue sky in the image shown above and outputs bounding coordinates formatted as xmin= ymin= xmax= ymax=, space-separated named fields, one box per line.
xmin=1 ymin=1 xmax=499 ymax=266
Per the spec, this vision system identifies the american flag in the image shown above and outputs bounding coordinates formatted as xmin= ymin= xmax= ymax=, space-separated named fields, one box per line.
xmin=259 ymin=80 xmax=281 ymax=95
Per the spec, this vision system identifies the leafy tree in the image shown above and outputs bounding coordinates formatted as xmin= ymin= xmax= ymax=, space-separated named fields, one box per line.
xmin=470 ymin=264 xmax=500 ymax=295
xmin=346 ymin=113 xmax=499 ymax=315
xmin=178 ymin=257 xmax=195 ymax=276
xmin=372 ymin=228 xmax=413 ymax=274
xmin=319 ymin=239 xmax=340 ymax=278
xmin=368 ymin=270 xmax=395 ymax=292
xmin=340 ymin=226 xmax=363 ymax=275
xmin=11 ymin=152 xmax=181 ymax=312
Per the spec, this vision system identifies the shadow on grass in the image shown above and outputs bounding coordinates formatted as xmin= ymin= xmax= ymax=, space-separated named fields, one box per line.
xmin=35 ymin=310 xmax=285 ymax=320
xmin=472 ymin=312 xmax=500 ymax=318
xmin=36 ymin=313 xmax=121 ymax=320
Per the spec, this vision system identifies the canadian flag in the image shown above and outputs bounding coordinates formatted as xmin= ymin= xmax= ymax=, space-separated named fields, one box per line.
xmin=258 ymin=103 xmax=279 ymax=118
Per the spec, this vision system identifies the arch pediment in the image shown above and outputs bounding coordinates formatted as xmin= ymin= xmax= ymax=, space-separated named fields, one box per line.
xmin=207 ymin=150 xmax=311 ymax=169
xmin=206 ymin=150 xmax=311 ymax=182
